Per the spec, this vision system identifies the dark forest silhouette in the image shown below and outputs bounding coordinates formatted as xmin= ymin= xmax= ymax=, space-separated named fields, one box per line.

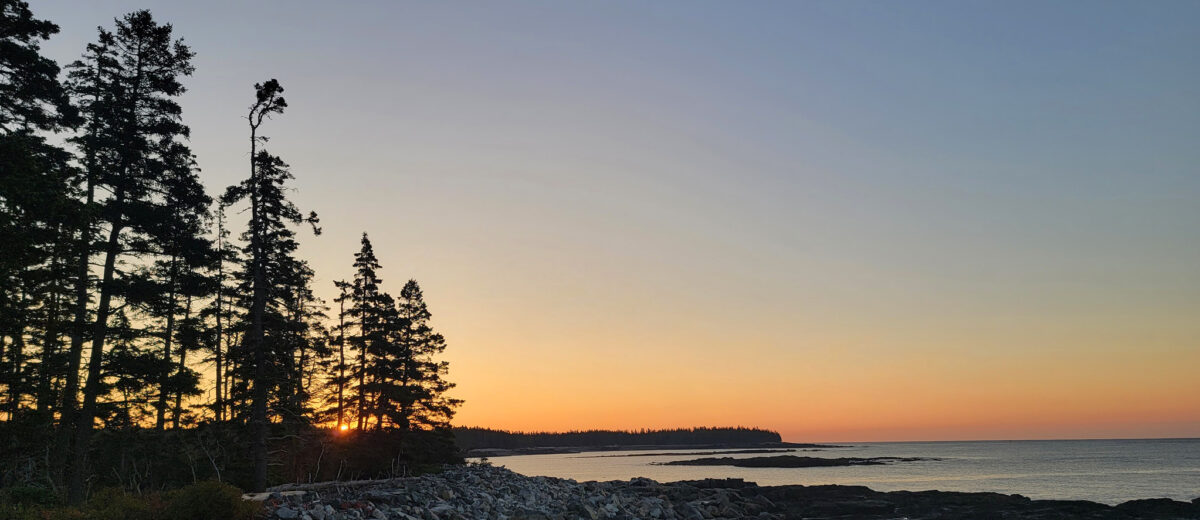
xmin=0 ymin=2 xmax=460 ymax=501
xmin=454 ymin=426 xmax=784 ymax=452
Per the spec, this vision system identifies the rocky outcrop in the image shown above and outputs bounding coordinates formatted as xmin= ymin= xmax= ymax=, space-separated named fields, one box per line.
xmin=255 ymin=464 xmax=1200 ymax=520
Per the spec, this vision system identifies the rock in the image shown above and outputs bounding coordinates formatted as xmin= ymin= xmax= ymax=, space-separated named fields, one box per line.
xmin=578 ymin=504 xmax=600 ymax=520
xmin=255 ymin=463 xmax=1192 ymax=520
xmin=1114 ymin=498 xmax=1200 ymax=517
xmin=429 ymin=504 xmax=456 ymax=515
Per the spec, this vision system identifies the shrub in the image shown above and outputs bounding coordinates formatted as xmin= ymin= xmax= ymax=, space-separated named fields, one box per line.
xmin=82 ymin=488 xmax=161 ymax=520
xmin=2 ymin=485 xmax=59 ymax=507
xmin=164 ymin=481 xmax=259 ymax=520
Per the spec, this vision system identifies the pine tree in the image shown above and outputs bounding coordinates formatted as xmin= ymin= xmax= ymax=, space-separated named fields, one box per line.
xmin=348 ymin=233 xmax=386 ymax=430
xmin=222 ymin=78 xmax=319 ymax=491
xmin=0 ymin=0 xmax=77 ymax=423
xmin=65 ymin=11 xmax=196 ymax=503
xmin=273 ymin=255 xmax=328 ymax=425
xmin=54 ymin=25 xmax=117 ymax=478
xmin=329 ymin=280 xmax=352 ymax=428
xmin=100 ymin=309 xmax=159 ymax=428
xmin=338 ymin=233 xmax=460 ymax=431
xmin=201 ymin=203 xmax=239 ymax=422
xmin=0 ymin=0 xmax=72 ymax=133
xmin=393 ymin=280 xmax=460 ymax=430
xmin=2 ymin=4 xmax=467 ymax=494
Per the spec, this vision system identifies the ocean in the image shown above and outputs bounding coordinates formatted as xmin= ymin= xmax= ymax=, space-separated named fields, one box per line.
xmin=483 ymin=438 xmax=1200 ymax=505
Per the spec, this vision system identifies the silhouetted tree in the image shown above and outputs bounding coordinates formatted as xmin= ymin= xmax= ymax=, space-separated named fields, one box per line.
xmin=340 ymin=235 xmax=459 ymax=431
xmin=329 ymin=280 xmax=352 ymax=428
xmin=53 ymin=23 xmax=117 ymax=480
xmin=394 ymin=280 xmax=460 ymax=429
xmin=0 ymin=4 xmax=466 ymax=496
xmin=0 ymin=0 xmax=77 ymax=424
xmin=65 ymin=10 xmax=196 ymax=503
xmin=222 ymin=78 xmax=319 ymax=491
xmin=201 ymin=203 xmax=238 ymax=422
xmin=0 ymin=0 xmax=72 ymax=132
xmin=347 ymin=233 xmax=386 ymax=430
xmin=100 ymin=309 xmax=160 ymax=428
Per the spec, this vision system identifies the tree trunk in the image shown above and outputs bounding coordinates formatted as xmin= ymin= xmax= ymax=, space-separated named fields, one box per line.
xmin=67 ymin=213 xmax=123 ymax=504
xmin=37 ymin=279 xmax=62 ymax=415
xmin=356 ymin=327 xmax=366 ymax=431
xmin=156 ymin=254 xmax=179 ymax=430
xmin=6 ymin=331 xmax=26 ymax=417
xmin=336 ymin=298 xmax=345 ymax=428
xmin=249 ymin=121 xmax=269 ymax=492
xmin=53 ymin=133 xmax=97 ymax=487
xmin=214 ymin=213 xmax=224 ymax=422
xmin=6 ymin=283 xmax=28 ymax=417
xmin=172 ymin=295 xmax=192 ymax=429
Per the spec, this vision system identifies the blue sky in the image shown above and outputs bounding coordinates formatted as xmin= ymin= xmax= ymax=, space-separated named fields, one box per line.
xmin=31 ymin=1 xmax=1200 ymax=439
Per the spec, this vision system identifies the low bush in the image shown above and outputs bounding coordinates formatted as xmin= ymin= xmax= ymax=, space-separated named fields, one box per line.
xmin=82 ymin=488 xmax=161 ymax=520
xmin=2 ymin=481 xmax=260 ymax=520
xmin=2 ymin=485 xmax=60 ymax=507
xmin=163 ymin=481 xmax=259 ymax=520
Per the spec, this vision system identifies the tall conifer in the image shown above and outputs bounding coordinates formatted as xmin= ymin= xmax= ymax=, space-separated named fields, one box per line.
xmin=222 ymin=79 xmax=319 ymax=491
xmin=66 ymin=11 xmax=195 ymax=503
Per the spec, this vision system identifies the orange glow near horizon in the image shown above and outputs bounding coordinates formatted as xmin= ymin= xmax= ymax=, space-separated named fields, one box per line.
xmin=435 ymin=288 xmax=1200 ymax=442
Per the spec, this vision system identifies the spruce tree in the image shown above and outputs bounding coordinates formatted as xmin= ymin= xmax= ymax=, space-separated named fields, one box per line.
xmin=201 ymin=203 xmax=239 ymax=422
xmin=330 ymin=280 xmax=352 ymax=428
xmin=65 ymin=11 xmax=195 ymax=503
xmin=54 ymin=26 xmax=116 ymax=476
xmin=0 ymin=0 xmax=77 ymax=423
xmin=0 ymin=0 xmax=72 ymax=132
xmin=348 ymin=233 xmax=385 ymax=430
xmin=338 ymin=234 xmax=460 ymax=431
xmin=100 ymin=309 xmax=159 ymax=428
xmin=222 ymin=79 xmax=319 ymax=491
xmin=394 ymin=280 xmax=460 ymax=429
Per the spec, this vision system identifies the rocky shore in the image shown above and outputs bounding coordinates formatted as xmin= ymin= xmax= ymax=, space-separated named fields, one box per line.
xmin=256 ymin=464 xmax=1200 ymax=520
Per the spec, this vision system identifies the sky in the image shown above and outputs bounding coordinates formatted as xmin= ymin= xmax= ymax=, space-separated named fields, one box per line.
xmin=32 ymin=1 xmax=1200 ymax=442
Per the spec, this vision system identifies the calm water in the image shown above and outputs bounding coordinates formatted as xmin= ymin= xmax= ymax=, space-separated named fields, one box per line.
xmin=481 ymin=438 xmax=1200 ymax=505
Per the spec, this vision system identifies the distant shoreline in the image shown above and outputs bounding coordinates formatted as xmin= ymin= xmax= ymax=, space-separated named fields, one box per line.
xmin=465 ymin=441 xmax=842 ymax=458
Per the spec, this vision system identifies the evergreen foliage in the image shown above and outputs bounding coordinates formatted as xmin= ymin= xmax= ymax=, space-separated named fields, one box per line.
xmin=0 ymin=2 xmax=462 ymax=500
xmin=345 ymin=236 xmax=460 ymax=432
xmin=453 ymin=427 xmax=784 ymax=451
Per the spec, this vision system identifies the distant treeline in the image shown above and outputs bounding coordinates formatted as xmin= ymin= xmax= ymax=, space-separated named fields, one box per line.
xmin=454 ymin=427 xmax=782 ymax=450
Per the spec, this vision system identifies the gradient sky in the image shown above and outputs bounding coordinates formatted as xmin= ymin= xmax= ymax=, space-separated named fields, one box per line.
xmin=33 ymin=1 xmax=1200 ymax=442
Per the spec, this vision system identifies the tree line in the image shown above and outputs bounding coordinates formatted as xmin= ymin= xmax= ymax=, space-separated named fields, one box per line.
xmin=454 ymin=427 xmax=784 ymax=451
xmin=0 ymin=1 xmax=459 ymax=500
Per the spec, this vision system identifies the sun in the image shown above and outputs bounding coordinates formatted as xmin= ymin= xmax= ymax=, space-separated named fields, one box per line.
xmin=339 ymin=424 xmax=349 ymax=432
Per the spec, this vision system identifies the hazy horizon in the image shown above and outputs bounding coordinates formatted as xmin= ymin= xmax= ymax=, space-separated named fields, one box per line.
xmin=32 ymin=0 xmax=1200 ymax=442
